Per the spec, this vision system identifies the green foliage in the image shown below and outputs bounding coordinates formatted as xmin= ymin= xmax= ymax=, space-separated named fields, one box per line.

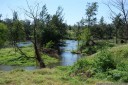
xmin=85 ymin=2 xmax=98 ymax=26
xmin=80 ymin=40 xmax=115 ymax=55
xmin=70 ymin=44 xmax=128 ymax=83
xmin=107 ymin=70 xmax=128 ymax=82
xmin=45 ymin=41 xmax=54 ymax=48
xmin=94 ymin=50 xmax=116 ymax=72
xmin=70 ymin=59 xmax=91 ymax=74
xmin=40 ymin=6 xmax=67 ymax=48
xmin=0 ymin=23 xmax=7 ymax=47
xmin=80 ymin=28 xmax=91 ymax=42
xmin=12 ymin=20 xmax=25 ymax=42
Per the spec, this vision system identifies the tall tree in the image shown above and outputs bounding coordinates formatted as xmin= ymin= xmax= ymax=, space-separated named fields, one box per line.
xmin=24 ymin=1 xmax=45 ymax=68
xmin=42 ymin=6 xmax=66 ymax=48
xmin=85 ymin=2 xmax=98 ymax=27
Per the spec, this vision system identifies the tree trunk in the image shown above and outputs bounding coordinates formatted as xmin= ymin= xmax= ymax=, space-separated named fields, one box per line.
xmin=33 ymin=19 xmax=45 ymax=68
xmin=34 ymin=43 xmax=45 ymax=68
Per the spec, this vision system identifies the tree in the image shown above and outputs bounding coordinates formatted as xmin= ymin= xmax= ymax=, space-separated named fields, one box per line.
xmin=24 ymin=1 xmax=45 ymax=68
xmin=39 ymin=4 xmax=51 ymax=48
xmin=85 ymin=2 xmax=98 ymax=27
xmin=78 ymin=2 xmax=98 ymax=54
xmin=42 ymin=6 xmax=67 ymax=48
xmin=0 ymin=23 xmax=7 ymax=47
xmin=12 ymin=11 xmax=25 ymax=45
xmin=99 ymin=16 xmax=106 ymax=39
xmin=22 ymin=19 xmax=31 ymax=40
xmin=85 ymin=2 xmax=98 ymax=40
xmin=106 ymin=0 xmax=128 ymax=41
xmin=113 ymin=14 xmax=123 ymax=43
xmin=76 ymin=18 xmax=85 ymax=49
xmin=4 ymin=18 xmax=13 ymax=44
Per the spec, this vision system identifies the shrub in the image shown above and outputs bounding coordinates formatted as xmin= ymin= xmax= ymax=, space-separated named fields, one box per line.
xmin=94 ymin=50 xmax=116 ymax=72
xmin=69 ymin=59 xmax=93 ymax=77
xmin=108 ymin=70 xmax=128 ymax=82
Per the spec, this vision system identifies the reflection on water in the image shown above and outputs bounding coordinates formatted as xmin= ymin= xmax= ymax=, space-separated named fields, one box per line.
xmin=60 ymin=40 xmax=81 ymax=66
xmin=0 ymin=40 xmax=81 ymax=71
xmin=0 ymin=65 xmax=39 ymax=71
xmin=61 ymin=52 xmax=81 ymax=66
xmin=17 ymin=41 xmax=32 ymax=47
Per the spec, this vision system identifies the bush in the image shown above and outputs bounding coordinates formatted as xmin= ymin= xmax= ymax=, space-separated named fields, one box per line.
xmin=69 ymin=59 xmax=94 ymax=77
xmin=94 ymin=50 xmax=116 ymax=72
xmin=117 ymin=62 xmax=128 ymax=72
xmin=108 ymin=70 xmax=128 ymax=82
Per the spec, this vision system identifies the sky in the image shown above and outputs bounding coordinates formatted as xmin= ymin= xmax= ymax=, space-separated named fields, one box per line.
xmin=0 ymin=0 xmax=120 ymax=25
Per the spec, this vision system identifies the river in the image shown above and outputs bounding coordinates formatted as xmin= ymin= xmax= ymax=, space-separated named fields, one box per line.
xmin=0 ymin=40 xmax=81 ymax=71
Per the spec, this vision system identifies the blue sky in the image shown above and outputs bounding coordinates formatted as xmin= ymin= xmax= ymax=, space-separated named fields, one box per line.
xmin=0 ymin=0 xmax=116 ymax=25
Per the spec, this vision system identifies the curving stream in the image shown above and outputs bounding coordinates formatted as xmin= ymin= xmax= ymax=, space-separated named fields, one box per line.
xmin=59 ymin=40 xmax=81 ymax=66
xmin=0 ymin=40 xmax=81 ymax=71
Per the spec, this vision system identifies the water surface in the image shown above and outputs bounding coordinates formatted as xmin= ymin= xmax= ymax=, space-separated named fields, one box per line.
xmin=0 ymin=40 xmax=81 ymax=71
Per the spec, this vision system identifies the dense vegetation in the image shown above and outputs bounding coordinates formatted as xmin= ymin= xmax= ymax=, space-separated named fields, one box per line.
xmin=70 ymin=44 xmax=128 ymax=83
xmin=0 ymin=0 xmax=128 ymax=84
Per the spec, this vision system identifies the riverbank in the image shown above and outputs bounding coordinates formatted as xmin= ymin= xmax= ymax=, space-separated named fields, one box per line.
xmin=0 ymin=66 xmax=111 ymax=85
xmin=0 ymin=43 xmax=128 ymax=85
xmin=70 ymin=44 xmax=128 ymax=84
xmin=71 ymin=40 xmax=115 ymax=55
xmin=0 ymin=46 xmax=58 ymax=66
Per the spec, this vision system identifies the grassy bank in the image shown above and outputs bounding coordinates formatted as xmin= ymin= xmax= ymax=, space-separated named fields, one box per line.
xmin=70 ymin=44 xmax=128 ymax=84
xmin=0 ymin=44 xmax=128 ymax=85
xmin=0 ymin=46 xmax=58 ymax=66
xmin=0 ymin=67 xmax=85 ymax=85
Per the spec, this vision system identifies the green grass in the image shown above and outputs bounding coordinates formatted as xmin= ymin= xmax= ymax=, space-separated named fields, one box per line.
xmin=0 ymin=46 xmax=58 ymax=66
xmin=0 ymin=43 xmax=128 ymax=85
xmin=70 ymin=44 xmax=128 ymax=84
xmin=0 ymin=67 xmax=86 ymax=85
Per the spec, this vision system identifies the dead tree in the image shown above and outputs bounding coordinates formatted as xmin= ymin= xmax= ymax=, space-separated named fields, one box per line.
xmin=105 ymin=0 xmax=128 ymax=41
xmin=23 ymin=0 xmax=45 ymax=68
